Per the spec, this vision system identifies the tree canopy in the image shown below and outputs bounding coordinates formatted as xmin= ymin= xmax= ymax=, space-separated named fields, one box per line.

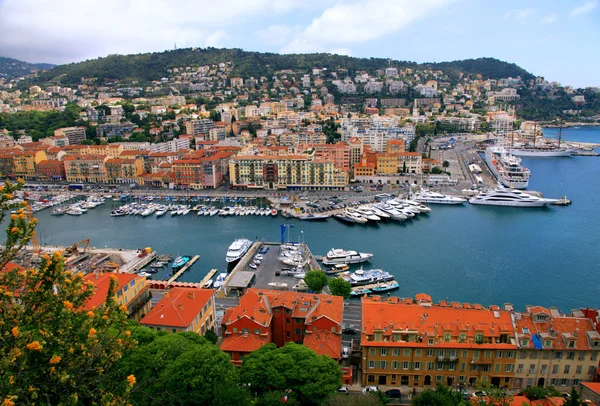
xmin=328 ymin=277 xmax=352 ymax=299
xmin=304 ymin=270 xmax=329 ymax=293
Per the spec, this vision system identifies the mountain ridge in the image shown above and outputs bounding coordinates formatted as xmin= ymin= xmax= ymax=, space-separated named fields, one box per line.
xmin=0 ymin=56 xmax=55 ymax=79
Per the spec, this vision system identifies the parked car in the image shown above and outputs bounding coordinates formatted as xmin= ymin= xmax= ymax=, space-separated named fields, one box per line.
xmin=362 ymin=386 xmax=380 ymax=394
xmin=341 ymin=347 xmax=349 ymax=359
xmin=342 ymin=327 xmax=358 ymax=335
xmin=338 ymin=387 xmax=349 ymax=394
xmin=385 ymin=389 xmax=401 ymax=398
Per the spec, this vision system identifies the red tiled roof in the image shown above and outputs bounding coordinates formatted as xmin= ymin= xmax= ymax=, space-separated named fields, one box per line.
xmin=303 ymin=329 xmax=342 ymax=359
xmin=220 ymin=334 xmax=269 ymax=353
xmin=140 ymin=287 xmax=215 ymax=328
xmin=582 ymin=382 xmax=600 ymax=394
xmin=83 ymin=272 xmax=139 ymax=310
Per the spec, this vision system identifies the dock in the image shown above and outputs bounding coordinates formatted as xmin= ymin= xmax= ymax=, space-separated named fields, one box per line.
xmin=168 ymin=255 xmax=200 ymax=284
xmin=199 ymin=268 xmax=218 ymax=287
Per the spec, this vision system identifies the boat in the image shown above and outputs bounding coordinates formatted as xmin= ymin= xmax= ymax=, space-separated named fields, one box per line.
xmin=354 ymin=207 xmax=381 ymax=221
xmin=413 ymin=190 xmax=466 ymax=205
xmin=374 ymin=204 xmax=408 ymax=221
xmin=322 ymin=248 xmax=373 ymax=265
xmin=248 ymin=262 xmax=257 ymax=269
xmin=181 ymin=208 xmax=190 ymax=216
xmin=293 ymin=273 xmax=306 ymax=279
xmin=300 ymin=213 xmax=330 ymax=221
xmin=203 ymin=279 xmax=214 ymax=289
xmin=51 ymin=207 xmax=66 ymax=216
xmin=508 ymin=145 xmax=573 ymax=157
xmin=213 ymin=272 xmax=228 ymax=288
xmin=156 ymin=209 xmax=167 ymax=217
xmin=226 ymin=238 xmax=253 ymax=263
xmin=150 ymin=261 xmax=166 ymax=269
xmin=371 ymin=281 xmax=400 ymax=292
xmin=484 ymin=144 xmax=530 ymax=189
xmin=271 ymin=209 xmax=278 ymax=217
xmin=345 ymin=210 xmax=368 ymax=224
xmin=172 ymin=256 xmax=191 ymax=269
xmin=137 ymin=271 xmax=151 ymax=278
xmin=342 ymin=268 xmax=394 ymax=286
xmin=267 ymin=282 xmax=288 ymax=289
xmin=254 ymin=254 xmax=263 ymax=261
xmin=326 ymin=263 xmax=350 ymax=274
xmin=468 ymin=185 xmax=559 ymax=207
xmin=334 ymin=213 xmax=356 ymax=224
xmin=350 ymin=287 xmax=372 ymax=297
xmin=404 ymin=199 xmax=432 ymax=213
xmin=65 ymin=209 xmax=83 ymax=216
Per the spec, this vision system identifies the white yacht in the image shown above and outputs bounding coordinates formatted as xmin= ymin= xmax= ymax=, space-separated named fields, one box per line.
xmin=403 ymin=199 xmax=432 ymax=213
xmin=322 ymin=248 xmax=373 ymax=265
xmin=413 ymin=190 xmax=466 ymax=205
xmin=484 ymin=145 xmax=530 ymax=189
xmin=341 ymin=268 xmax=394 ymax=286
xmin=374 ymin=204 xmax=408 ymax=221
xmin=226 ymin=238 xmax=253 ymax=263
xmin=213 ymin=272 xmax=228 ymax=288
xmin=469 ymin=186 xmax=558 ymax=207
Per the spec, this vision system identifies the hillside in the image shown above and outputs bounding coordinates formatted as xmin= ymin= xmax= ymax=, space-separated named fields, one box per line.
xmin=0 ymin=56 xmax=54 ymax=79
xmin=32 ymin=47 xmax=534 ymax=85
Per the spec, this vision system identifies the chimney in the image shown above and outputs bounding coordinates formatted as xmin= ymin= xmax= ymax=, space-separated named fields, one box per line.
xmin=188 ymin=291 xmax=195 ymax=299
xmin=178 ymin=303 xmax=184 ymax=310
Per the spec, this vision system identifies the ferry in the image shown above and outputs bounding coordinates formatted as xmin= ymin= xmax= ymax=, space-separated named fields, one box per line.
xmin=322 ymin=248 xmax=373 ymax=265
xmin=172 ymin=256 xmax=191 ymax=270
xmin=371 ymin=281 xmax=400 ymax=293
xmin=341 ymin=268 xmax=394 ymax=286
xmin=226 ymin=238 xmax=253 ymax=263
xmin=326 ymin=263 xmax=350 ymax=274
xmin=484 ymin=145 xmax=530 ymax=189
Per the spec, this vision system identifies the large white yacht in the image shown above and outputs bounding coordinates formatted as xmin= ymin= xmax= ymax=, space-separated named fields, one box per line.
xmin=322 ymin=248 xmax=373 ymax=265
xmin=508 ymin=144 xmax=573 ymax=157
xmin=469 ymin=186 xmax=558 ymax=207
xmin=225 ymin=238 xmax=253 ymax=263
xmin=484 ymin=145 xmax=530 ymax=189
xmin=413 ymin=190 xmax=466 ymax=205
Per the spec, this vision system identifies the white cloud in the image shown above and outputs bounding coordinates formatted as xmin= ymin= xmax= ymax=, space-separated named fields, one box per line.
xmin=0 ymin=0 xmax=310 ymax=63
xmin=255 ymin=25 xmax=296 ymax=46
xmin=282 ymin=0 xmax=455 ymax=54
xmin=540 ymin=14 xmax=558 ymax=24
xmin=571 ymin=1 xmax=597 ymax=16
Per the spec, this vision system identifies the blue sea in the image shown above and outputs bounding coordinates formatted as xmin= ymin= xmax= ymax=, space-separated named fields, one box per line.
xmin=24 ymin=127 xmax=600 ymax=312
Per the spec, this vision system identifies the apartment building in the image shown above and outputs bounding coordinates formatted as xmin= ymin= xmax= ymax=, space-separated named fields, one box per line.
xmin=54 ymin=126 xmax=86 ymax=145
xmin=512 ymin=306 xmax=600 ymax=392
xmin=105 ymin=158 xmax=144 ymax=183
xmin=63 ymin=154 xmax=109 ymax=183
xmin=36 ymin=159 xmax=66 ymax=181
xmin=140 ymin=288 xmax=216 ymax=335
xmin=220 ymin=289 xmax=344 ymax=365
xmin=12 ymin=150 xmax=47 ymax=179
xmin=361 ymin=295 xmax=517 ymax=388
xmin=149 ymin=138 xmax=190 ymax=153
xmin=229 ymin=154 xmax=348 ymax=190
xmin=185 ymin=119 xmax=215 ymax=137
xmin=84 ymin=272 xmax=151 ymax=321
xmin=172 ymin=153 xmax=226 ymax=189
xmin=300 ymin=142 xmax=351 ymax=171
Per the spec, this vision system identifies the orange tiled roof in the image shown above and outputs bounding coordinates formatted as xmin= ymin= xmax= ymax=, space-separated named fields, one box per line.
xmin=83 ymin=272 xmax=140 ymax=310
xmin=140 ymin=287 xmax=215 ymax=328
xmin=582 ymin=382 xmax=600 ymax=394
xmin=303 ymin=329 xmax=342 ymax=359
xmin=415 ymin=293 xmax=432 ymax=303
xmin=220 ymin=334 xmax=270 ymax=353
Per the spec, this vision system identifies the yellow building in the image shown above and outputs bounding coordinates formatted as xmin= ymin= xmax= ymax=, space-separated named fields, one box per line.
xmin=387 ymin=139 xmax=406 ymax=153
xmin=361 ymin=295 xmax=517 ymax=388
xmin=512 ymin=306 xmax=600 ymax=392
xmin=105 ymin=158 xmax=144 ymax=183
xmin=63 ymin=154 xmax=109 ymax=183
xmin=376 ymin=153 xmax=401 ymax=174
xmin=353 ymin=160 xmax=376 ymax=177
xmin=90 ymin=144 xmax=124 ymax=158
xmin=12 ymin=150 xmax=47 ymax=179
xmin=84 ymin=272 xmax=151 ymax=321
xmin=140 ymin=288 xmax=217 ymax=335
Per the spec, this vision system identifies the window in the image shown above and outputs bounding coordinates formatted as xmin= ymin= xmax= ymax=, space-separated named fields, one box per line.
xmin=380 ymin=361 xmax=388 ymax=370
xmin=428 ymin=338 xmax=435 ymax=345
xmin=530 ymin=351 xmax=538 ymax=359
xmin=436 ymin=375 xmax=443 ymax=381
xmin=471 ymin=363 xmax=477 ymax=372
xmin=553 ymin=352 xmax=562 ymax=360
xmin=475 ymin=333 xmax=484 ymax=342
xmin=544 ymin=340 xmax=552 ymax=347
xmin=592 ymin=353 xmax=598 ymax=361
xmin=403 ymin=361 xmax=410 ymax=370
xmin=254 ymin=329 xmax=261 ymax=334
xmin=444 ymin=333 xmax=451 ymax=342
xmin=286 ymin=331 xmax=290 ymax=338
xmin=574 ymin=379 xmax=581 ymax=386
xmin=392 ymin=349 xmax=400 ymax=357
xmin=171 ymin=328 xmax=177 ymax=333
xmin=273 ymin=308 xmax=280 ymax=313
xmin=449 ymin=363 xmax=455 ymax=371
xmin=564 ymin=365 xmax=570 ymax=374
xmin=233 ymin=328 xmax=238 ymax=333
xmin=485 ymin=350 xmax=491 ymax=359
xmin=519 ymin=351 xmax=527 ymax=359
xmin=507 ymin=351 xmax=515 ymax=358
xmin=576 ymin=365 xmax=582 ymax=374
xmin=473 ymin=350 xmax=480 ymax=360
xmin=495 ymin=364 xmax=501 ymax=373
xmin=552 ymin=365 xmax=559 ymax=374
xmin=462 ymin=350 xmax=468 ymax=358
xmin=437 ymin=362 xmax=444 ymax=370
xmin=560 ymin=379 xmax=569 ymax=386
xmin=541 ymin=365 xmax=547 ymax=374
xmin=123 ymin=285 xmax=129 ymax=293
xmin=368 ymin=360 xmax=375 ymax=369
xmin=369 ymin=348 xmax=376 ymax=356
xmin=438 ymin=349 xmax=445 ymax=356
xmin=414 ymin=361 xmax=421 ymax=370
xmin=426 ymin=362 xmax=434 ymax=370
xmin=496 ymin=350 xmax=503 ymax=358
xmin=579 ymin=353 xmax=585 ymax=361
xmin=130 ymin=280 xmax=135 ymax=287
xmin=404 ymin=349 xmax=411 ymax=356
xmin=368 ymin=374 xmax=375 ymax=383
xmin=459 ymin=333 xmax=466 ymax=342
xmin=529 ymin=364 xmax=535 ymax=373
xmin=522 ymin=339 xmax=529 ymax=346
xmin=426 ymin=349 xmax=434 ymax=357
xmin=459 ymin=376 xmax=465 ymax=382
xmin=460 ymin=363 xmax=466 ymax=372
xmin=414 ymin=375 xmax=420 ymax=382
xmin=416 ymin=349 xmax=422 ymax=356
xmin=517 ymin=364 xmax=524 ymax=373
xmin=380 ymin=348 xmax=388 ymax=356
xmin=294 ymin=328 xmax=302 ymax=335
xmin=392 ymin=361 xmax=399 ymax=369
xmin=543 ymin=352 xmax=550 ymax=360
xmin=589 ymin=366 xmax=596 ymax=375
xmin=286 ymin=319 xmax=290 ymax=325
xmin=285 ymin=309 xmax=291 ymax=314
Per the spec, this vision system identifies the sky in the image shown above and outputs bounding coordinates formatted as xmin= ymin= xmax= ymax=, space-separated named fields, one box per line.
xmin=0 ymin=0 xmax=598 ymax=87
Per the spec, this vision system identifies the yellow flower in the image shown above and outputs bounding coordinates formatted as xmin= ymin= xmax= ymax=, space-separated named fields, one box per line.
xmin=31 ymin=218 xmax=38 ymax=223
xmin=127 ymin=374 xmax=136 ymax=387
xmin=63 ymin=300 xmax=73 ymax=310
xmin=102 ymin=315 xmax=108 ymax=320
xmin=119 ymin=305 xmax=128 ymax=313
xmin=11 ymin=326 xmax=18 ymax=338
xmin=10 ymin=227 xmax=19 ymax=234
xmin=68 ymin=347 xmax=74 ymax=354
xmin=87 ymin=311 xmax=95 ymax=318
xmin=18 ymin=213 xmax=24 ymax=219
xmin=17 ymin=209 xmax=24 ymax=214
xmin=6 ymin=194 xmax=13 ymax=200
xmin=49 ymin=355 xmax=61 ymax=364
xmin=8 ymin=376 xmax=14 ymax=385
xmin=43 ymin=254 xmax=51 ymax=261
xmin=26 ymin=341 xmax=42 ymax=351
xmin=125 ymin=331 xmax=131 ymax=337
xmin=2 ymin=397 xmax=15 ymax=406
xmin=10 ymin=214 xmax=16 ymax=220
xmin=28 ymin=386 xmax=35 ymax=392
xmin=88 ymin=328 xmax=97 ymax=338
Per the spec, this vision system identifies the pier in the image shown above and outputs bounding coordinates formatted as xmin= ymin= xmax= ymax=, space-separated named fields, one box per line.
xmin=168 ymin=255 xmax=200 ymax=284
xmin=199 ymin=268 xmax=218 ymax=287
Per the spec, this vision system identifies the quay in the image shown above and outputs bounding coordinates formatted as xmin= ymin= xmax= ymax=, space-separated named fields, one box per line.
xmin=168 ymin=255 xmax=200 ymax=284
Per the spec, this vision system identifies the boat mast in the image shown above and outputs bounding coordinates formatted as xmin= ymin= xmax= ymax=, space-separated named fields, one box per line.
xmin=558 ymin=123 xmax=563 ymax=148
xmin=533 ymin=122 xmax=537 ymax=148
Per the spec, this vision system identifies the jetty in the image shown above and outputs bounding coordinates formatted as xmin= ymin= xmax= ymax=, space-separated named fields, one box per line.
xmin=168 ymin=255 xmax=200 ymax=284
xmin=199 ymin=268 xmax=218 ymax=287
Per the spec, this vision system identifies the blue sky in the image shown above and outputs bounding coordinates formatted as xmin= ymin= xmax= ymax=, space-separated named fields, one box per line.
xmin=0 ymin=0 xmax=598 ymax=87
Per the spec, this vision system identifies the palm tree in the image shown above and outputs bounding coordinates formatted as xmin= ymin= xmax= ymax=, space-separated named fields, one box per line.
xmin=442 ymin=160 xmax=450 ymax=172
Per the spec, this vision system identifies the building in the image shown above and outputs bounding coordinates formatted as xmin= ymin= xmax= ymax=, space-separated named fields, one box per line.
xmin=220 ymin=289 xmax=344 ymax=365
xmin=580 ymin=382 xmax=600 ymax=404
xmin=63 ymin=154 xmax=109 ymax=183
xmin=301 ymin=142 xmax=351 ymax=171
xmin=149 ymin=138 xmax=190 ymax=153
xmin=84 ymin=272 xmax=151 ymax=321
xmin=185 ymin=119 xmax=215 ymax=137
xmin=140 ymin=287 xmax=216 ymax=334
xmin=387 ymin=139 xmax=406 ymax=153
xmin=229 ymin=154 xmax=348 ymax=190
xmin=172 ymin=153 xmax=226 ymax=189
xmin=105 ymin=158 xmax=144 ymax=183
xmin=96 ymin=122 xmax=135 ymax=138
xmin=361 ymin=295 xmax=517 ymax=388
xmin=12 ymin=150 xmax=47 ymax=179
xmin=36 ymin=159 xmax=66 ymax=181
xmin=54 ymin=127 xmax=86 ymax=145
xmin=512 ymin=306 xmax=600 ymax=391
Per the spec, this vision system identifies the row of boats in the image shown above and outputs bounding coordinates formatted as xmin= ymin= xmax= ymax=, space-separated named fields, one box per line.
xmin=111 ymin=203 xmax=278 ymax=218
xmin=51 ymin=196 xmax=106 ymax=216
xmin=412 ymin=187 xmax=558 ymax=208
xmin=333 ymin=199 xmax=431 ymax=224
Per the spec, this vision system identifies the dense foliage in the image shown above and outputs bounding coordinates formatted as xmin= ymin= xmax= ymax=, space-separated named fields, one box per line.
xmin=429 ymin=57 xmax=534 ymax=81
xmin=0 ymin=104 xmax=85 ymax=140
xmin=328 ymin=277 xmax=352 ymax=299
xmin=304 ymin=270 xmax=329 ymax=293
xmin=0 ymin=56 xmax=54 ymax=79
xmin=411 ymin=385 xmax=467 ymax=406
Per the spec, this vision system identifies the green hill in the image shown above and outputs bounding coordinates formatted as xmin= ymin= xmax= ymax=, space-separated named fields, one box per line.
xmin=32 ymin=48 xmax=534 ymax=85
xmin=0 ymin=56 xmax=54 ymax=79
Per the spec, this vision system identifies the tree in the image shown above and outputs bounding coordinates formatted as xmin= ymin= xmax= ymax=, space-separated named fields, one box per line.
xmin=474 ymin=383 xmax=512 ymax=406
xmin=523 ymin=386 xmax=562 ymax=401
xmin=412 ymin=385 xmax=467 ymax=406
xmin=209 ymin=110 xmax=222 ymax=122
xmin=564 ymin=387 xmax=583 ymax=406
xmin=240 ymin=342 xmax=342 ymax=404
xmin=304 ymin=270 xmax=329 ymax=293
xmin=430 ymin=166 xmax=443 ymax=174
xmin=324 ymin=393 xmax=386 ymax=406
xmin=443 ymin=160 xmax=450 ymax=171
xmin=402 ymin=161 xmax=407 ymax=174
xmin=328 ymin=277 xmax=352 ymax=299
xmin=0 ymin=180 xmax=135 ymax=405
xmin=204 ymin=328 xmax=218 ymax=344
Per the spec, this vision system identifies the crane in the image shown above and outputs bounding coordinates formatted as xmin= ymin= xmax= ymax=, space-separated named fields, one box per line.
xmin=64 ymin=239 xmax=91 ymax=257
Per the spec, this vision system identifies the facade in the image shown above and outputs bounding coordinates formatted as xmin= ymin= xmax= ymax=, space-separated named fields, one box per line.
xmin=105 ymin=158 xmax=144 ymax=183
xmin=172 ymin=153 xmax=225 ymax=189
xmin=229 ymin=154 xmax=348 ymax=190
xmin=512 ymin=306 xmax=600 ymax=391
xmin=361 ymin=295 xmax=517 ymax=388
xmin=84 ymin=272 xmax=151 ymax=321
xmin=140 ymin=287 xmax=216 ymax=334
xmin=220 ymin=289 xmax=344 ymax=365
xmin=36 ymin=159 xmax=66 ymax=181
xmin=12 ymin=150 xmax=47 ymax=179
xmin=353 ymin=160 xmax=376 ymax=177
xmin=185 ymin=119 xmax=215 ymax=137
xmin=63 ymin=154 xmax=109 ymax=183
xmin=54 ymin=126 xmax=86 ymax=145
xmin=301 ymin=142 xmax=351 ymax=171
